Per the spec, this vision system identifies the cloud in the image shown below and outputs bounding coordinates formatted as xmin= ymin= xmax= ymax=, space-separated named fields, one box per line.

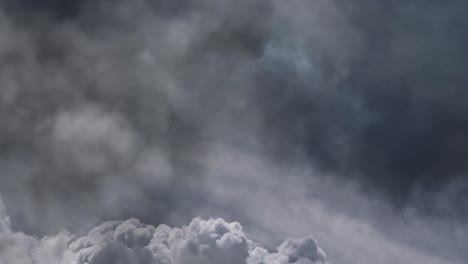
xmin=0 ymin=195 xmax=11 ymax=234
xmin=249 ymin=237 xmax=327 ymax=264
xmin=198 ymin=145 xmax=467 ymax=264
xmin=0 ymin=0 xmax=305 ymax=238
xmin=0 ymin=0 xmax=467 ymax=263
xmin=0 ymin=198 xmax=327 ymax=264
xmin=239 ymin=0 xmax=468 ymax=208
xmin=50 ymin=105 xmax=138 ymax=175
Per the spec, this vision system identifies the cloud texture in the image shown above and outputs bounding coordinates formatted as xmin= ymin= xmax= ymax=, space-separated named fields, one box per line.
xmin=0 ymin=0 xmax=467 ymax=263
xmin=0 ymin=198 xmax=327 ymax=264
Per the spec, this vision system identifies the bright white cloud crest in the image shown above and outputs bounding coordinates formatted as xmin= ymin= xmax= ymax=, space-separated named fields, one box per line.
xmin=0 ymin=195 xmax=327 ymax=264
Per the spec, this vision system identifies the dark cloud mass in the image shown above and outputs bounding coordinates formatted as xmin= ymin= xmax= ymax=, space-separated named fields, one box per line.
xmin=258 ymin=0 xmax=468 ymax=205
xmin=1 ymin=0 xmax=85 ymax=20
xmin=0 ymin=0 xmax=467 ymax=263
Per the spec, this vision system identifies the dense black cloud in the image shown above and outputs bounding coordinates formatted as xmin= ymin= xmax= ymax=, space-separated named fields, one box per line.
xmin=255 ymin=0 xmax=468 ymax=208
xmin=1 ymin=0 xmax=85 ymax=20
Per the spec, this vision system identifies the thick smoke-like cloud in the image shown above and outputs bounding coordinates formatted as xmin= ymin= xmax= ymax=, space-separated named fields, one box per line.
xmin=0 ymin=0 xmax=273 ymax=233
xmin=0 ymin=0 xmax=467 ymax=263
xmin=1 ymin=0 xmax=467 ymax=208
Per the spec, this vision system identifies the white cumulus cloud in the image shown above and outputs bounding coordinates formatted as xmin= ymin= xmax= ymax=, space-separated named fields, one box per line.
xmin=0 ymin=195 xmax=327 ymax=264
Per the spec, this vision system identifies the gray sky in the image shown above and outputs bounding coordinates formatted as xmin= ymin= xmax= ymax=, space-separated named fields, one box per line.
xmin=0 ymin=1 xmax=467 ymax=263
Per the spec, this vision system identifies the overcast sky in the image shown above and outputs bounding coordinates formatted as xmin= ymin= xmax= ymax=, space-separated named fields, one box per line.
xmin=0 ymin=1 xmax=467 ymax=263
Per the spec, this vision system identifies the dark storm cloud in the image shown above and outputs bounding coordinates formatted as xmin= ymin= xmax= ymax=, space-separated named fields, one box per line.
xmin=0 ymin=0 xmax=85 ymax=21
xmin=254 ymin=0 xmax=468 ymax=208
xmin=0 ymin=1 xmax=467 ymax=263
xmin=0 ymin=0 xmax=466 ymax=232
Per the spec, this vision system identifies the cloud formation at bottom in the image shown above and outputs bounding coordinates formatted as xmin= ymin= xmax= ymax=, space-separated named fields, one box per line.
xmin=0 ymin=196 xmax=327 ymax=264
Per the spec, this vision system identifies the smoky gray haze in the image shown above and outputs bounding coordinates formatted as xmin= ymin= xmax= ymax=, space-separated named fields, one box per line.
xmin=0 ymin=0 xmax=467 ymax=263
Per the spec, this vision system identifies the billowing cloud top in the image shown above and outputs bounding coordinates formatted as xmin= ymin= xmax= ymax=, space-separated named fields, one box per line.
xmin=0 ymin=197 xmax=327 ymax=264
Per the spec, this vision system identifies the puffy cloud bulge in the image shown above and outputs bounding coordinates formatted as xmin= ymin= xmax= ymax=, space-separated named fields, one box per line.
xmin=0 ymin=196 xmax=327 ymax=264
